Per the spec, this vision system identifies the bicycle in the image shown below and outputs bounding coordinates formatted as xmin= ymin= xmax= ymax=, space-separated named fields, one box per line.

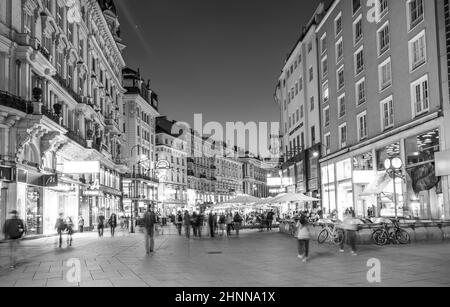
xmin=317 ymin=222 xmax=344 ymax=245
xmin=372 ymin=219 xmax=410 ymax=246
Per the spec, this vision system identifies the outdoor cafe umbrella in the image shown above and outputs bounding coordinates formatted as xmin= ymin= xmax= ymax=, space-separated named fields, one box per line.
xmin=269 ymin=193 xmax=320 ymax=204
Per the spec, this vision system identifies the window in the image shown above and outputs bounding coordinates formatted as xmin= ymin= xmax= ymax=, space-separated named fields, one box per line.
xmin=67 ymin=65 xmax=74 ymax=89
xmin=379 ymin=0 xmax=389 ymax=19
xmin=300 ymin=105 xmax=304 ymax=118
xmin=322 ymin=56 xmax=328 ymax=78
xmin=339 ymin=124 xmax=347 ymax=149
xmin=284 ymin=100 xmax=286 ymax=110
xmin=56 ymin=52 xmax=64 ymax=75
xmin=409 ymin=30 xmax=426 ymax=71
xmin=67 ymin=22 xmax=74 ymax=43
xmin=336 ymin=38 xmax=344 ymax=63
xmin=308 ymin=41 xmax=313 ymax=53
xmin=337 ymin=66 xmax=345 ymax=91
xmin=377 ymin=22 xmax=390 ymax=56
xmin=311 ymin=126 xmax=316 ymax=145
xmin=324 ymin=107 xmax=330 ymax=127
xmin=296 ymin=109 xmax=300 ymax=122
xmin=378 ymin=57 xmax=392 ymax=91
xmin=322 ymin=81 xmax=329 ymax=103
xmin=78 ymin=39 xmax=84 ymax=60
xmin=295 ymin=82 xmax=299 ymax=95
xmin=23 ymin=13 xmax=32 ymax=34
xmin=338 ymin=94 xmax=346 ymax=118
xmin=407 ymin=0 xmax=424 ymax=30
xmin=354 ymin=47 xmax=364 ymax=75
xmin=324 ymin=133 xmax=331 ymax=154
xmin=335 ymin=13 xmax=343 ymax=37
xmin=301 ymin=132 xmax=305 ymax=148
xmin=57 ymin=5 xmax=64 ymax=29
xmin=356 ymin=78 xmax=366 ymax=105
xmin=357 ymin=112 xmax=368 ymax=141
xmin=299 ymin=77 xmax=303 ymax=92
xmin=310 ymin=97 xmax=315 ymax=111
xmin=381 ymin=96 xmax=394 ymax=130
xmin=353 ymin=15 xmax=363 ymax=45
xmin=321 ymin=33 xmax=327 ymax=54
xmin=309 ymin=67 xmax=314 ymax=82
xmin=353 ymin=0 xmax=361 ymax=14
xmin=411 ymin=75 xmax=429 ymax=116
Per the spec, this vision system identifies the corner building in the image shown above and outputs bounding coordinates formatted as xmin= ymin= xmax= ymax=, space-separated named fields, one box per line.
xmin=317 ymin=0 xmax=450 ymax=220
xmin=0 ymin=0 xmax=128 ymax=236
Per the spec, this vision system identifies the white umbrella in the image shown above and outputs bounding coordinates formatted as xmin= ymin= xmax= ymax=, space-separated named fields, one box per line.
xmin=269 ymin=193 xmax=320 ymax=204
xmin=218 ymin=194 xmax=261 ymax=205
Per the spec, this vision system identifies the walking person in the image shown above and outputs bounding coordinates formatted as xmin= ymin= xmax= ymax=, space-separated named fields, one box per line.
xmin=55 ymin=213 xmax=67 ymax=248
xmin=208 ymin=212 xmax=215 ymax=238
xmin=176 ymin=211 xmax=183 ymax=236
xmin=197 ymin=213 xmax=203 ymax=238
xmin=143 ymin=207 xmax=157 ymax=255
xmin=97 ymin=214 xmax=105 ymax=237
xmin=108 ymin=213 xmax=117 ymax=238
xmin=267 ymin=210 xmax=274 ymax=231
xmin=66 ymin=217 xmax=74 ymax=247
xmin=184 ymin=211 xmax=191 ymax=239
xmin=219 ymin=213 xmax=226 ymax=236
xmin=2 ymin=210 xmax=25 ymax=269
xmin=225 ymin=212 xmax=233 ymax=237
xmin=296 ymin=214 xmax=311 ymax=263
xmin=191 ymin=212 xmax=198 ymax=237
xmin=340 ymin=215 xmax=358 ymax=256
xmin=78 ymin=215 xmax=85 ymax=233
xmin=233 ymin=212 xmax=243 ymax=237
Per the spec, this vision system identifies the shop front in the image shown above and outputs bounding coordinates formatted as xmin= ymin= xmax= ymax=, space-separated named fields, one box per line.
xmin=321 ymin=119 xmax=447 ymax=220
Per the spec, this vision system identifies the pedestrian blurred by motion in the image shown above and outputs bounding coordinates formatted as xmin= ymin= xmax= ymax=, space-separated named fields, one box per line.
xmin=55 ymin=213 xmax=67 ymax=248
xmin=340 ymin=215 xmax=358 ymax=256
xmin=219 ymin=213 xmax=226 ymax=236
xmin=108 ymin=213 xmax=118 ymax=238
xmin=225 ymin=212 xmax=233 ymax=236
xmin=2 ymin=210 xmax=25 ymax=268
xmin=97 ymin=213 xmax=105 ymax=237
xmin=78 ymin=215 xmax=85 ymax=233
xmin=267 ymin=210 xmax=274 ymax=231
xmin=233 ymin=212 xmax=243 ymax=236
xmin=65 ymin=217 xmax=74 ymax=247
xmin=184 ymin=211 xmax=191 ymax=239
xmin=192 ymin=212 xmax=198 ymax=237
xmin=176 ymin=211 xmax=183 ymax=236
xmin=208 ymin=212 xmax=215 ymax=238
xmin=213 ymin=213 xmax=218 ymax=235
xmin=296 ymin=214 xmax=311 ymax=263
xmin=143 ymin=206 xmax=157 ymax=255
xmin=197 ymin=213 xmax=203 ymax=238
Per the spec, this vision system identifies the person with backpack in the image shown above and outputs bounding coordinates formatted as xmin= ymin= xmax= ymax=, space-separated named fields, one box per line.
xmin=55 ymin=213 xmax=67 ymax=248
xmin=143 ymin=206 xmax=157 ymax=255
xmin=108 ymin=213 xmax=118 ymax=238
xmin=97 ymin=214 xmax=105 ymax=237
xmin=2 ymin=210 xmax=25 ymax=268
xmin=296 ymin=214 xmax=311 ymax=263
xmin=233 ymin=212 xmax=243 ymax=237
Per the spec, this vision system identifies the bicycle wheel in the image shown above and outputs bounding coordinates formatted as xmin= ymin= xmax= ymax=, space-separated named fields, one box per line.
xmin=395 ymin=229 xmax=411 ymax=244
xmin=372 ymin=230 xmax=388 ymax=246
xmin=318 ymin=229 xmax=329 ymax=244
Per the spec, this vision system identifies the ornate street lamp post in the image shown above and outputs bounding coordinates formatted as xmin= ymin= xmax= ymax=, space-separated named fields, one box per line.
xmin=384 ymin=157 xmax=404 ymax=219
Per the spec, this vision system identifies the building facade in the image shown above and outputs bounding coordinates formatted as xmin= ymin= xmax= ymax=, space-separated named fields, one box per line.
xmin=317 ymin=0 xmax=450 ymax=220
xmin=0 ymin=0 xmax=128 ymax=237
xmin=213 ymin=142 xmax=243 ymax=203
xmin=122 ymin=67 xmax=159 ymax=217
xmin=240 ymin=154 xmax=270 ymax=198
xmin=274 ymin=4 xmax=325 ymax=206
xmin=155 ymin=116 xmax=188 ymax=214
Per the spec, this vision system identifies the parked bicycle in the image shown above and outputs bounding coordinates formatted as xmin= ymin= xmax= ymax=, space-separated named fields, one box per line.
xmin=372 ymin=219 xmax=411 ymax=246
xmin=317 ymin=221 xmax=344 ymax=245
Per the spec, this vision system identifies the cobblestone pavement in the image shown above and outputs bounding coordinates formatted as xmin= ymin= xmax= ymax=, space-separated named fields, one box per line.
xmin=0 ymin=226 xmax=449 ymax=287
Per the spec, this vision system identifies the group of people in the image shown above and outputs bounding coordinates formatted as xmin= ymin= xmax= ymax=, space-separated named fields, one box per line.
xmin=295 ymin=211 xmax=359 ymax=263
xmin=174 ymin=211 xmax=245 ymax=238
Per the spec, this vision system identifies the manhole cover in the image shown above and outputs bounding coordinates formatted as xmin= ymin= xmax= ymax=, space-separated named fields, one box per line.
xmin=207 ymin=251 xmax=223 ymax=255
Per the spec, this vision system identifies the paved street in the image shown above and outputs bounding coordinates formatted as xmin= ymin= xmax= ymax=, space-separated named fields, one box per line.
xmin=0 ymin=227 xmax=449 ymax=287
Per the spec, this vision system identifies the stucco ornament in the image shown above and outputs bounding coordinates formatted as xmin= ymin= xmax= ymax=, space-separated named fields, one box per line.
xmin=65 ymin=0 xmax=82 ymax=24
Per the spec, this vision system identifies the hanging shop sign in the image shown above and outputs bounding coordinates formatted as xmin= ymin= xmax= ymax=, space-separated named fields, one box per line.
xmin=42 ymin=174 xmax=58 ymax=187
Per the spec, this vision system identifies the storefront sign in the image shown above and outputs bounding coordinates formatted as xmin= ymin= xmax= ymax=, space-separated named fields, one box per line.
xmin=83 ymin=190 xmax=104 ymax=197
xmin=42 ymin=174 xmax=58 ymax=187
xmin=63 ymin=161 xmax=100 ymax=174
xmin=308 ymin=178 xmax=319 ymax=191
xmin=0 ymin=166 xmax=14 ymax=182
xmin=436 ymin=150 xmax=450 ymax=176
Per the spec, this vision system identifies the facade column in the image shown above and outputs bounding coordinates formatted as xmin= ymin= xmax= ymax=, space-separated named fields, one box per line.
xmin=0 ymin=52 xmax=8 ymax=91
xmin=20 ymin=62 xmax=30 ymax=99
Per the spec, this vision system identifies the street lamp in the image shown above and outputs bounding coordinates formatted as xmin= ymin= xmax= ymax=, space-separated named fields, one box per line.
xmin=384 ymin=157 xmax=404 ymax=219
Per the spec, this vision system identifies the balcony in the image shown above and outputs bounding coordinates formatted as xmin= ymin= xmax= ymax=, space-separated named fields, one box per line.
xmin=41 ymin=105 xmax=61 ymax=125
xmin=53 ymin=74 xmax=83 ymax=104
xmin=37 ymin=45 xmax=50 ymax=61
xmin=105 ymin=117 xmax=120 ymax=134
xmin=0 ymin=91 xmax=33 ymax=114
xmin=65 ymin=129 xmax=87 ymax=148
xmin=123 ymin=173 xmax=159 ymax=183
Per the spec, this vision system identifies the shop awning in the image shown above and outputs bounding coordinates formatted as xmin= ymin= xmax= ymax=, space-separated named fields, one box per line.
xmin=359 ymin=173 xmax=392 ymax=196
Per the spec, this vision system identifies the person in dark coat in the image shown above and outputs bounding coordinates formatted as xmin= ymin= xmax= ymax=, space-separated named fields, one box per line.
xmin=97 ymin=214 xmax=105 ymax=237
xmin=208 ymin=212 xmax=215 ymax=238
xmin=184 ymin=211 xmax=191 ymax=239
xmin=2 ymin=210 xmax=25 ymax=268
xmin=108 ymin=213 xmax=118 ymax=237
xmin=143 ymin=207 xmax=157 ymax=255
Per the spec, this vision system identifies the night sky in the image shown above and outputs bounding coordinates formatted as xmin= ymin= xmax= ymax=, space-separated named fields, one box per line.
xmin=116 ymin=0 xmax=321 ymax=127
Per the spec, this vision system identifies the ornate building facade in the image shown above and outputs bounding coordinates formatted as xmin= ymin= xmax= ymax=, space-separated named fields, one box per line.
xmin=0 ymin=0 xmax=128 ymax=236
